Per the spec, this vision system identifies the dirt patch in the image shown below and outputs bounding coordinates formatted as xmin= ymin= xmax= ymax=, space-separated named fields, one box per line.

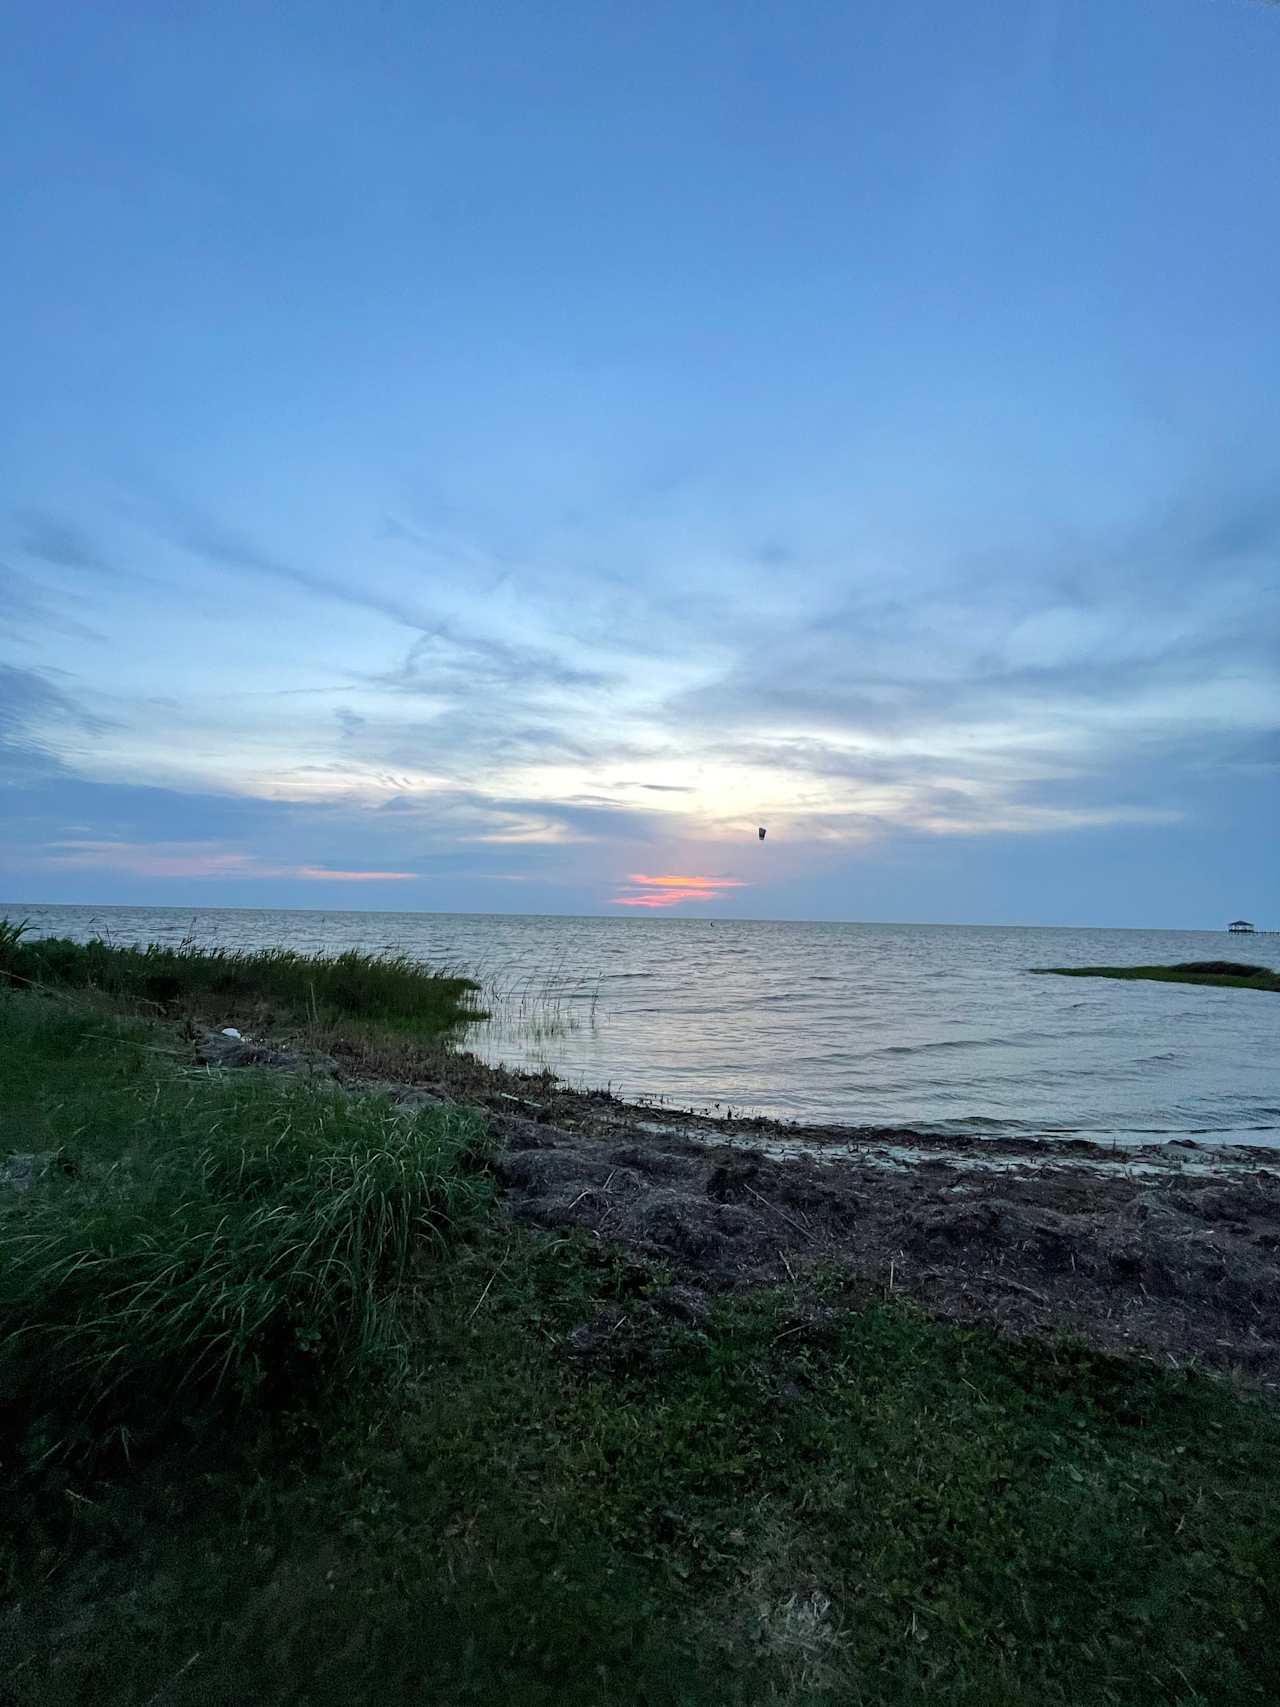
xmin=218 ymin=1031 xmax=1280 ymax=1389
xmin=489 ymin=1120 xmax=1280 ymax=1387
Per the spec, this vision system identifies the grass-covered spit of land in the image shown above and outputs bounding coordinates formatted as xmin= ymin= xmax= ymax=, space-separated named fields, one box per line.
xmin=1031 ymin=959 xmax=1280 ymax=993
xmin=4 ymin=931 xmax=1280 ymax=1705
xmin=0 ymin=919 xmax=484 ymax=1033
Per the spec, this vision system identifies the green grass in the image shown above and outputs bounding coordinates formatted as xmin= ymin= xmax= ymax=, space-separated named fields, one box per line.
xmin=1030 ymin=961 xmax=1280 ymax=994
xmin=5 ymin=1233 xmax=1279 ymax=1705
xmin=4 ymin=981 xmax=1280 ymax=1705
xmin=0 ymin=922 xmax=483 ymax=1034
xmin=0 ymin=991 xmax=491 ymax=1466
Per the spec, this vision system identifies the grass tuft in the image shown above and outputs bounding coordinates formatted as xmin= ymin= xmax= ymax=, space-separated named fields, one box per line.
xmin=0 ymin=992 xmax=490 ymax=1465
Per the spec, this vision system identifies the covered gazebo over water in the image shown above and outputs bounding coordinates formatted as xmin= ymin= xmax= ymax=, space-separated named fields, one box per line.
xmin=1228 ymin=920 xmax=1256 ymax=934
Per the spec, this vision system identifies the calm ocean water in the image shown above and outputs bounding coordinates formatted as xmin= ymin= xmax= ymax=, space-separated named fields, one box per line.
xmin=6 ymin=904 xmax=1280 ymax=1146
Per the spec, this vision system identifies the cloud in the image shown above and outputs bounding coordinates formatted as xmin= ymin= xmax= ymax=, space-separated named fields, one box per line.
xmin=1172 ymin=488 xmax=1280 ymax=571
xmin=0 ymin=664 xmax=108 ymax=782
xmin=626 ymin=873 xmax=747 ymax=888
xmin=44 ymin=840 xmax=416 ymax=882
xmin=376 ymin=628 xmax=612 ymax=696
xmin=163 ymin=503 xmax=612 ymax=699
xmin=612 ymin=872 xmax=747 ymax=909
xmin=646 ymin=484 xmax=1280 ymax=843
xmin=134 ymin=496 xmax=621 ymax=784
xmin=0 ymin=564 xmax=105 ymax=644
xmin=5 ymin=471 xmax=1276 ymax=924
xmin=456 ymin=794 xmax=664 ymax=846
xmin=613 ymin=890 xmax=715 ymax=908
xmin=13 ymin=509 xmax=114 ymax=574
xmin=156 ymin=501 xmax=438 ymax=634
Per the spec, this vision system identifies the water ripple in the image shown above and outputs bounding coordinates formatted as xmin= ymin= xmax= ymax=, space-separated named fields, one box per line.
xmin=8 ymin=904 xmax=1279 ymax=1144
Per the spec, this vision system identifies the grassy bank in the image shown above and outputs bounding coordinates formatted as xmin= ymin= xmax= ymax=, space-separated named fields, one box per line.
xmin=4 ymin=958 xmax=1280 ymax=1704
xmin=0 ymin=994 xmax=490 ymax=1469
xmin=1031 ymin=960 xmax=1280 ymax=994
xmin=0 ymin=921 xmax=484 ymax=1033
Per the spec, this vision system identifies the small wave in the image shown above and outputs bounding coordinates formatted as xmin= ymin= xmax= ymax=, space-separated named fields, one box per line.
xmin=880 ymin=1038 xmax=987 ymax=1055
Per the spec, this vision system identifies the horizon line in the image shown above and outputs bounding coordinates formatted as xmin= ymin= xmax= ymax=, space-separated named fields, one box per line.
xmin=0 ymin=898 xmax=1256 ymax=935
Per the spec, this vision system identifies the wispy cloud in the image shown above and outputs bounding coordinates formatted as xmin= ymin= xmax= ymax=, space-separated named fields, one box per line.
xmin=4 ymin=471 xmax=1277 ymax=920
xmin=1 ymin=565 xmax=105 ymax=645
xmin=0 ymin=663 xmax=109 ymax=781
xmin=45 ymin=840 xmax=416 ymax=882
xmin=14 ymin=510 xmax=114 ymax=575
xmin=376 ymin=627 xmax=612 ymax=696
xmin=612 ymin=872 xmax=747 ymax=909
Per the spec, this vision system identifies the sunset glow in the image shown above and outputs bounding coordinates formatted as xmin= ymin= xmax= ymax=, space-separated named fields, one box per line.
xmin=612 ymin=874 xmax=747 ymax=910
xmin=626 ymin=875 xmax=747 ymax=889
xmin=2 ymin=0 xmax=1275 ymax=927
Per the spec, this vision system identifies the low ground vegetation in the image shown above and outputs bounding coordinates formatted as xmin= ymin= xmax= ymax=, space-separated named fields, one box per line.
xmin=2 ymin=941 xmax=1279 ymax=1705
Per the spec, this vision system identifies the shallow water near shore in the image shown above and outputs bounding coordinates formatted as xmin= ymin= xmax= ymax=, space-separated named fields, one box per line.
xmin=7 ymin=904 xmax=1280 ymax=1146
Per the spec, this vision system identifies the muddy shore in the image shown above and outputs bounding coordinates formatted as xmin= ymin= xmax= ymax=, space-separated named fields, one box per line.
xmin=205 ymin=1029 xmax=1280 ymax=1391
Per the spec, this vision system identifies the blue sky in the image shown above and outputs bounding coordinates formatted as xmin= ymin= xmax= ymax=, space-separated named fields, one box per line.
xmin=2 ymin=0 xmax=1277 ymax=926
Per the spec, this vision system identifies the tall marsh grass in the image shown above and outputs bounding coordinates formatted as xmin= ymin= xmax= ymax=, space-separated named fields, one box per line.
xmin=0 ymin=927 xmax=483 ymax=1033
xmin=466 ymin=954 xmax=604 ymax=1056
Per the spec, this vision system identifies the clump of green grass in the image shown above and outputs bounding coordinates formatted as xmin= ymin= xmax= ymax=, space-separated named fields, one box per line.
xmin=0 ymin=929 xmax=484 ymax=1034
xmin=0 ymin=915 xmax=28 ymax=961
xmin=1030 ymin=961 xmax=1280 ymax=993
xmin=0 ymin=992 xmax=490 ymax=1465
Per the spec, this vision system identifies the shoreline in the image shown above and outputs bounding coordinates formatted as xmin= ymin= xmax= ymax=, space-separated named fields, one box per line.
xmin=199 ymin=1028 xmax=1280 ymax=1391
xmin=7 ymin=973 xmax=1280 ymax=1701
xmin=295 ymin=1019 xmax=1280 ymax=1161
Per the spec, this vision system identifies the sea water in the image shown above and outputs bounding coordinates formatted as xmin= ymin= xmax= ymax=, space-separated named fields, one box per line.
xmin=6 ymin=904 xmax=1279 ymax=1146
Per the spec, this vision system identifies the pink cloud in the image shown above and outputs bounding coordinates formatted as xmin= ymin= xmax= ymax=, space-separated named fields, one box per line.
xmin=614 ymin=888 xmax=716 ymax=909
xmin=293 ymin=866 xmax=417 ymax=882
xmin=611 ymin=872 xmax=747 ymax=909
xmin=625 ymin=873 xmax=746 ymax=889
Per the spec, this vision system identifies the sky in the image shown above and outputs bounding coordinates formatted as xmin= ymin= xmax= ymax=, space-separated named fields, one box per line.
xmin=1 ymin=0 xmax=1277 ymax=928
